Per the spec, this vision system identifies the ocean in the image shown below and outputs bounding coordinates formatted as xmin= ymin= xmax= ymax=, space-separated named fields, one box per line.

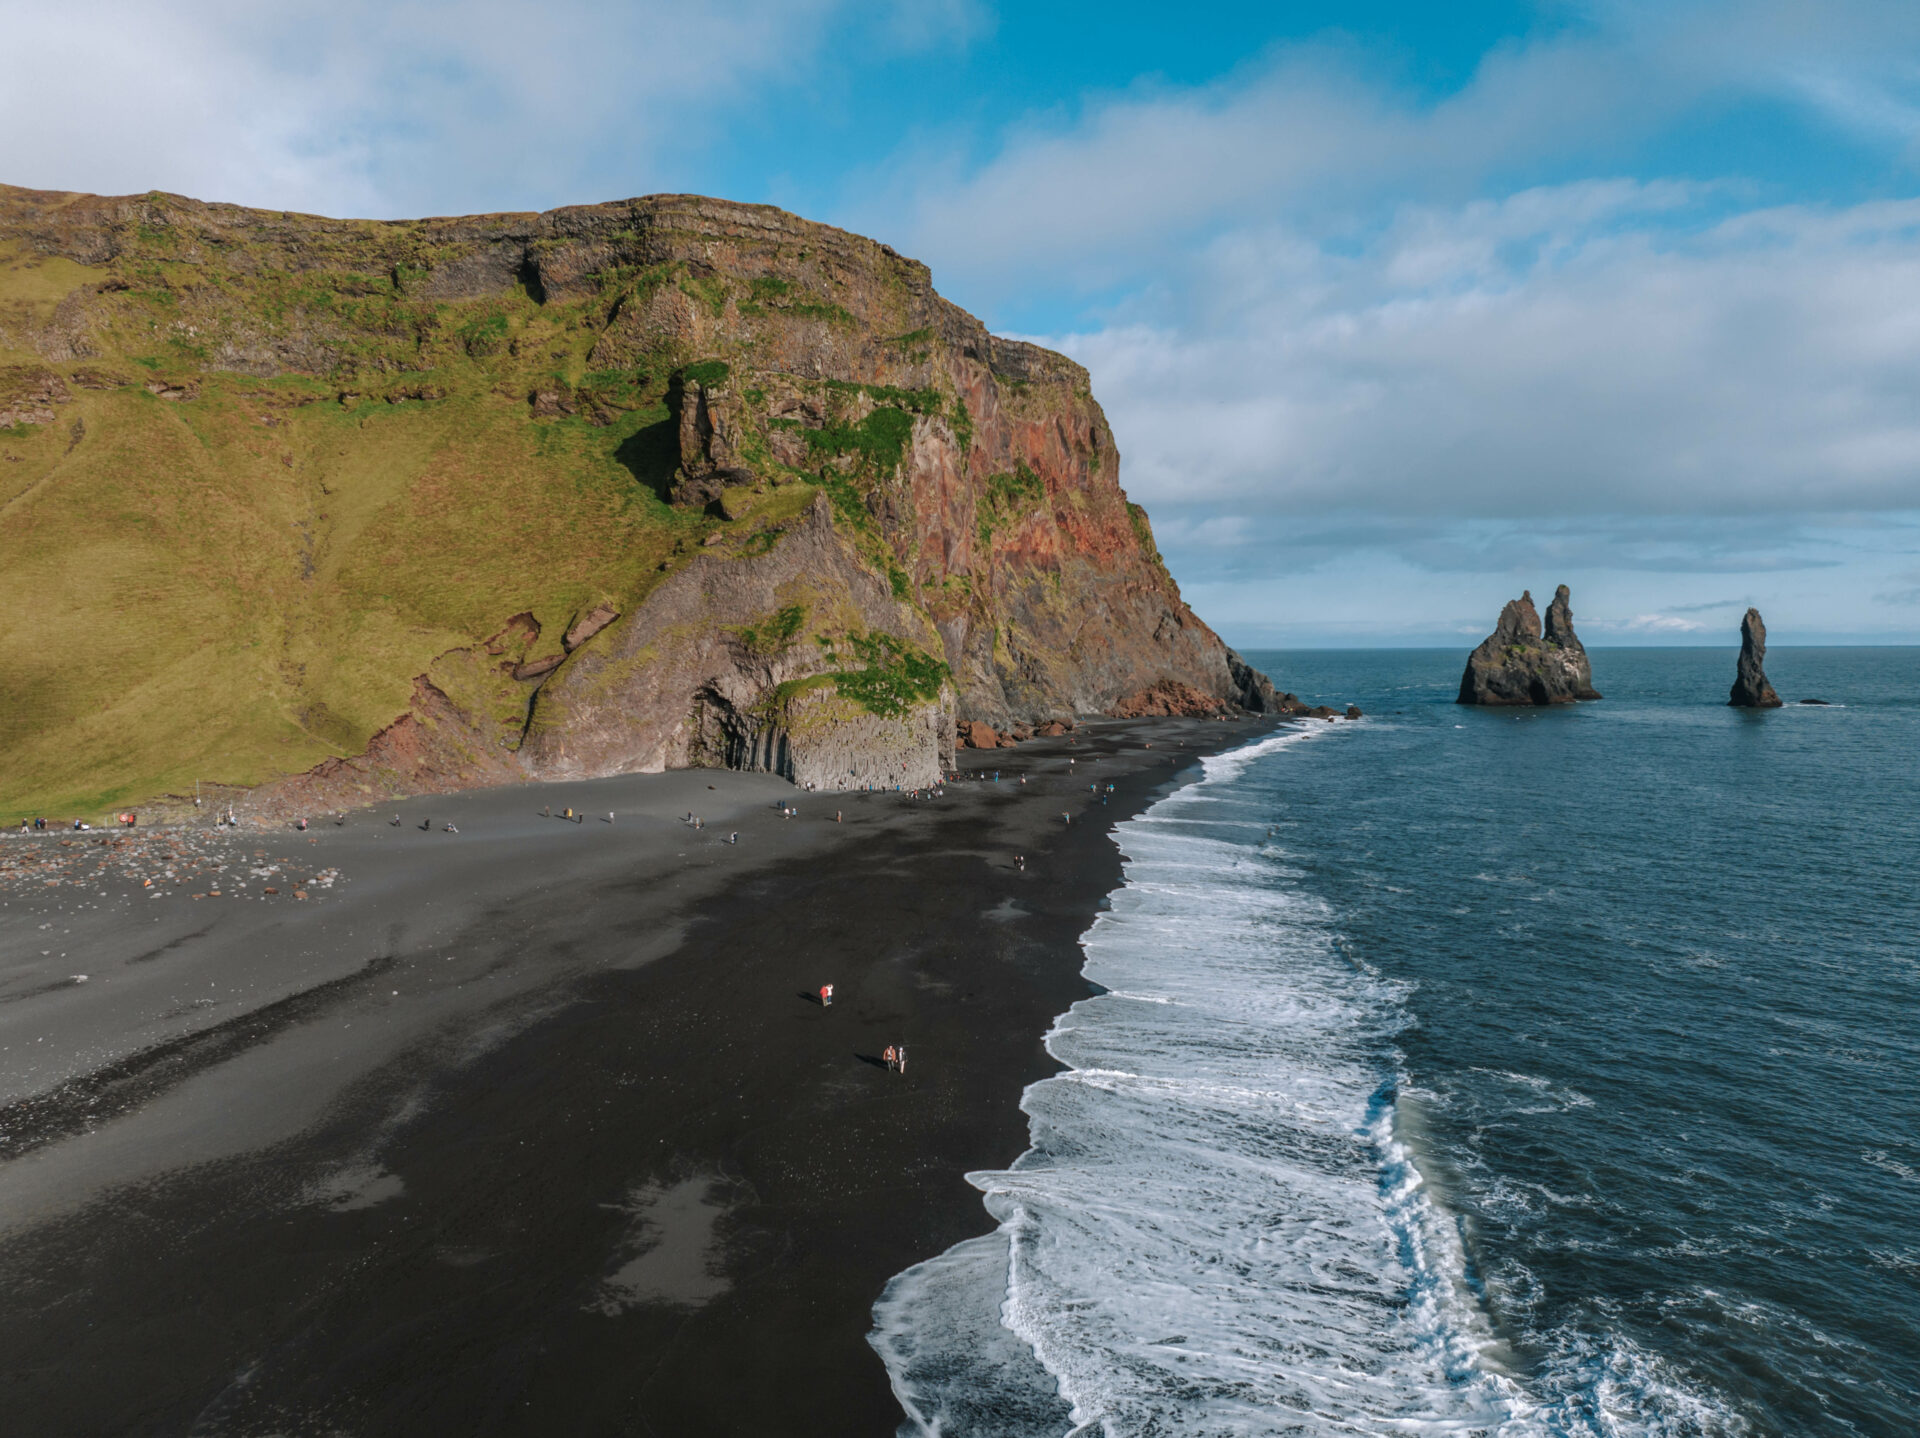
xmin=871 ymin=647 xmax=1920 ymax=1437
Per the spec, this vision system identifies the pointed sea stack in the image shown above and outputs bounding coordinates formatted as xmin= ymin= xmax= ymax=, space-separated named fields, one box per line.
xmin=1458 ymin=584 xmax=1602 ymax=705
xmin=1728 ymin=608 xmax=1783 ymax=708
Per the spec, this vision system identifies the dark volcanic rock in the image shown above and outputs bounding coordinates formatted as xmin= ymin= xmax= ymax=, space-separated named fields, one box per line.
xmin=1458 ymin=585 xmax=1602 ymax=706
xmin=1225 ymin=648 xmax=1280 ymax=713
xmin=1728 ymin=608 xmax=1783 ymax=708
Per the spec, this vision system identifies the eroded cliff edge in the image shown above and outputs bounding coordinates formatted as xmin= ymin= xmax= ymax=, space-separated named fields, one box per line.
xmin=0 ymin=186 xmax=1273 ymax=811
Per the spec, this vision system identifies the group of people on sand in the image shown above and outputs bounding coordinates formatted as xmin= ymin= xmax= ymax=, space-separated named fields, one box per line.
xmin=815 ymin=984 xmax=909 ymax=1076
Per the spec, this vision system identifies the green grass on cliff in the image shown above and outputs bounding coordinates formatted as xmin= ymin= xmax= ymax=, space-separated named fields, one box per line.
xmin=0 ymin=240 xmax=751 ymax=820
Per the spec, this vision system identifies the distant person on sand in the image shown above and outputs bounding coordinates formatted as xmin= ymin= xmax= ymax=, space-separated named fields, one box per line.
xmin=728 ymin=831 xmax=738 ymax=844
xmin=896 ymin=1045 xmax=907 ymax=1076
xmin=391 ymin=815 xmax=401 ymax=826
xmin=608 ymin=811 xmax=614 ymax=824
xmin=542 ymin=805 xmax=550 ymax=817
xmin=883 ymin=1045 xmax=896 ymax=1072
xmin=820 ymin=984 xmax=833 ymax=1007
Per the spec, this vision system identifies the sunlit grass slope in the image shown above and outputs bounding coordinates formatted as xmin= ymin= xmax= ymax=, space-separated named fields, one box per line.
xmin=0 ymin=232 xmax=717 ymax=820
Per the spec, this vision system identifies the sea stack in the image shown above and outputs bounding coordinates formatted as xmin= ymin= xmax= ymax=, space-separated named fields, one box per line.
xmin=1728 ymin=608 xmax=1783 ymax=708
xmin=1457 ymin=584 xmax=1603 ymax=706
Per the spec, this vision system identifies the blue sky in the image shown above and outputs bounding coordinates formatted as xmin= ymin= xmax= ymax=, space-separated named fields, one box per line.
xmin=14 ymin=1 xmax=1920 ymax=645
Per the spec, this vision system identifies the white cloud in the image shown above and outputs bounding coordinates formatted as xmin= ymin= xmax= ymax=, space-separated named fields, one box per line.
xmin=3 ymin=0 xmax=973 ymax=217
xmin=1608 ymin=613 xmax=1709 ymax=633
xmin=1029 ymin=186 xmax=1920 ymax=537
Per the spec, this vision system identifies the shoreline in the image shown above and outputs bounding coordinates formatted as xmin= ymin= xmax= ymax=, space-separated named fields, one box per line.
xmin=0 ymin=716 xmax=1277 ymax=1435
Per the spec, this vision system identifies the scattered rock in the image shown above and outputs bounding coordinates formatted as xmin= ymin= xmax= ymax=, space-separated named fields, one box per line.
xmin=484 ymin=612 xmax=540 ymax=657
xmin=1306 ymin=705 xmax=1338 ymax=720
xmin=960 ymin=720 xmax=999 ymax=749
xmin=1036 ymin=720 xmax=1069 ymax=737
xmin=1111 ymin=680 xmax=1231 ymax=718
xmin=68 ymin=365 xmax=130 ymax=390
xmin=563 ymin=602 xmax=620 ymax=652
xmin=1728 ymin=608 xmax=1783 ymax=708
xmin=1345 ymin=705 xmax=1363 ymax=720
xmin=1798 ymin=698 xmax=1830 ymax=705
xmin=1458 ymin=585 xmax=1602 ymax=706
xmin=0 ymin=366 xmax=71 ymax=426
xmin=511 ymin=654 xmax=564 ymax=681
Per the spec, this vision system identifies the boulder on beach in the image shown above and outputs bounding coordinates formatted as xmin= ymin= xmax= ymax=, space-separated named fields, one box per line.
xmin=1457 ymin=585 xmax=1602 ymax=706
xmin=959 ymin=720 xmax=1000 ymax=749
xmin=1728 ymin=608 xmax=1784 ymax=708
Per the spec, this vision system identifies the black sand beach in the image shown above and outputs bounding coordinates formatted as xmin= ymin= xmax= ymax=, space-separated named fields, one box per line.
xmin=0 ymin=717 xmax=1270 ymax=1436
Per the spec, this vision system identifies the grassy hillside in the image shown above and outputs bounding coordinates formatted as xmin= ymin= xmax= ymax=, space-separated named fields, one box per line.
xmin=0 ymin=232 xmax=723 ymax=820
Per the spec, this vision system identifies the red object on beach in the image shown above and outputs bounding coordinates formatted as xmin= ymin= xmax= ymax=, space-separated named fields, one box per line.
xmin=820 ymin=984 xmax=833 ymax=1007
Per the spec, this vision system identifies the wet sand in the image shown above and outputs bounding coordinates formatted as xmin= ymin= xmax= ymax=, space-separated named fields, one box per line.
xmin=0 ymin=717 xmax=1271 ymax=1436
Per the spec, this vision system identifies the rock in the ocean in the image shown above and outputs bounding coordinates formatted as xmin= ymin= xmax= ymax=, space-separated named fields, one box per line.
xmin=1728 ymin=608 xmax=1783 ymax=708
xmin=1457 ymin=585 xmax=1602 ymax=706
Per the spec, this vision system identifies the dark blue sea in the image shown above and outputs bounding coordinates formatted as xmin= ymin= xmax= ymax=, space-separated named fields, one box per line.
xmin=873 ymin=647 xmax=1920 ymax=1437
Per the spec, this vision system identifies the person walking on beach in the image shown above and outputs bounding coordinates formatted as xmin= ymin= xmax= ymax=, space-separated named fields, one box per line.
xmin=820 ymin=983 xmax=833 ymax=1008
xmin=608 ymin=811 xmax=614 ymax=824
xmin=728 ymin=831 xmax=738 ymax=844
xmin=895 ymin=1045 xmax=907 ymax=1076
xmin=883 ymin=1045 xmax=897 ymax=1072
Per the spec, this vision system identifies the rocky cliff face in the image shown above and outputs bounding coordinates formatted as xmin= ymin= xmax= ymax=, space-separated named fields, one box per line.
xmin=0 ymin=185 xmax=1272 ymax=814
xmin=1458 ymin=585 xmax=1602 ymax=706
xmin=1728 ymin=608 xmax=1783 ymax=708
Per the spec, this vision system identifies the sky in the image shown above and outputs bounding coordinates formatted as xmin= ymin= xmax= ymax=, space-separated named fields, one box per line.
xmin=12 ymin=1 xmax=1920 ymax=645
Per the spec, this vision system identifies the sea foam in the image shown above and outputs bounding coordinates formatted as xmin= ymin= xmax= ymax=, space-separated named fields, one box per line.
xmin=870 ymin=727 xmax=1743 ymax=1437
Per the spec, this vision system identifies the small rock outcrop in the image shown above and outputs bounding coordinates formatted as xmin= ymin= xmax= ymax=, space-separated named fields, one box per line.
xmin=1458 ymin=585 xmax=1602 ymax=706
xmin=1728 ymin=608 xmax=1783 ymax=708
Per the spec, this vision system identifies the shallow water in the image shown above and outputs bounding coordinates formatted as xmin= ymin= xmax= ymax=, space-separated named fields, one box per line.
xmin=873 ymin=648 xmax=1920 ymax=1437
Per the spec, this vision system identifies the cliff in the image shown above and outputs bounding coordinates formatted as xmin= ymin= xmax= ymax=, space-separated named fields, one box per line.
xmin=1728 ymin=608 xmax=1782 ymax=708
xmin=0 ymin=185 xmax=1272 ymax=816
xmin=1458 ymin=585 xmax=1602 ymax=706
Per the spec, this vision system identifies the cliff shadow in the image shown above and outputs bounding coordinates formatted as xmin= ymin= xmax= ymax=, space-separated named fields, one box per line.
xmin=614 ymin=416 xmax=680 ymax=505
